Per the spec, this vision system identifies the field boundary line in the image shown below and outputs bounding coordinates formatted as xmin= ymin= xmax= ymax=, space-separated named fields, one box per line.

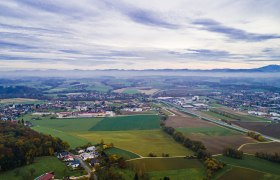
xmin=225 ymin=163 xmax=279 ymax=175
xmin=238 ymin=141 xmax=274 ymax=151
xmin=126 ymin=156 xmax=187 ymax=162
xmin=113 ymin=146 xmax=143 ymax=158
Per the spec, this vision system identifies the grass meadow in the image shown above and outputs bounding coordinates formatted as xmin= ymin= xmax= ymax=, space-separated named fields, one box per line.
xmin=0 ymin=156 xmax=86 ymax=180
xmin=176 ymin=126 xmax=239 ymax=136
xmin=216 ymin=154 xmax=280 ymax=175
xmin=90 ymin=115 xmax=160 ymax=131
xmin=28 ymin=114 xmax=192 ymax=156
xmin=129 ymin=158 xmax=205 ymax=180
xmin=74 ymin=130 xmax=194 ymax=156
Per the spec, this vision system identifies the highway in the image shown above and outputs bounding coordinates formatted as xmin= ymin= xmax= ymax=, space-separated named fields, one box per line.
xmin=161 ymin=101 xmax=280 ymax=142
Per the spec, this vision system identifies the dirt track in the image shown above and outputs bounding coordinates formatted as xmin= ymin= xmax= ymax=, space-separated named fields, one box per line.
xmin=165 ymin=108 xmax=256 ymax=154
xmin=241 ymin=142 xmax=280 ymax=154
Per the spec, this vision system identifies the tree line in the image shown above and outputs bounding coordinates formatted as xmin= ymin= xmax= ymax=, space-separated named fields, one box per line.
xmin=223 ymin=148 xmax=243 ymax=159
xmin=255 ymin=152 xmax=280 ymax=163
xmin=0 ymin=121 xmax=69 ymax=171
xmin=162 ymin=126 xmax=210 ymax=159
xmin=210 ymin=109 xmax=240 ymax=120
xmin=161 ymin=125 xmax=224 ymax=179
xmin=247 ymin=131 xmax=264 ymax=141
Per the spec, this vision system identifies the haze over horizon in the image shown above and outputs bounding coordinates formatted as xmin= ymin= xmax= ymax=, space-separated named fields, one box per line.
xmin=1 ymin=0 xmax=280 ymax=70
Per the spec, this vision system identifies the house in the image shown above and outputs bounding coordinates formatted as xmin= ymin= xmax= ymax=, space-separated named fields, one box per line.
xmin=57 ymin=152 xmax=69 ymax=159
xmin=63 ymin=155 xmax=74 ymax=162
xmin=80 ymin=152 xmax=95 ymax=161
xmin=86 ymin=146 xmax=96 ymax=152
xmin=67 ymin=160 xmax=80 ymax=169
xmin=77 ymin=149 xmax=85 ymax=154
xmin=35 ymin=172 xmax=55 ymax=180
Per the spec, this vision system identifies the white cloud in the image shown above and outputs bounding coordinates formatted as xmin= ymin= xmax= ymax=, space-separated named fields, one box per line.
xmin=0 ymin=0 xmax=279 ymax=70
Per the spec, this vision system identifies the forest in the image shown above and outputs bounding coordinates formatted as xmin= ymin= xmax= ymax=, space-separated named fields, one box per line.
xmin=0 ymin=121 xmax=69 ymax=171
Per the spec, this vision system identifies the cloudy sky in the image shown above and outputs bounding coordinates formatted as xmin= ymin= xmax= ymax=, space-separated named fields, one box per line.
xmin=0 ymin=0 xmax=280 ymax=70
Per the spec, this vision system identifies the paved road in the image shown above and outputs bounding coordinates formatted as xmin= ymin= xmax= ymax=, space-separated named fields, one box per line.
xmin=161 ymin=100 xmax=280 ymax=142
xmin=69 ymin=152 xmax=98 ymax=180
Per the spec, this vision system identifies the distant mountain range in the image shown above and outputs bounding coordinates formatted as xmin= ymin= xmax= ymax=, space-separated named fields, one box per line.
xmin=201 ymin=65 xmax=280 ymax=73
xmin=0 ymin=65 xmax=280 ymax=78
xmin=114 ymin=64 xmax=280 ymax=73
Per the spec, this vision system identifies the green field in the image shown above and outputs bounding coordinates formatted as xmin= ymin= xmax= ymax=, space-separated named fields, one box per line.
xmin=177 ymin=126 xmax=239 ymax=136
xmin=0 ymin=156 xmax=86 ymax=180
xmin=32 ymin=126 xmax=90 ymax=148
xmin=104 ymin=147 xmax=141 ymax=160
xmin=148 ymin=168 xmax=205 ymax=180
xmin=123 ymin=89 xmax=140 ymax=94
xmin=27 ymin=114 xmax=191 ymax=156
xmin=129 ymin=158 xmax=204 ymax=171
xmin=216 ymin=155 xmax=280 ymax=175
xmin=203 ymin=111 xmax=234 ymax=121
xmin=90 ymin=115 xmax=160 ymax=131
xmin=210 ymin=108 xmax=271 ymax=122
xmin=0 ymin=98 xmax=44 ymax=105
xmin=75 ymin=130 xmax=193 ymax=156
xmin=28 ymin=116 xmax=102 ymax=132
xmin=216 ymin=166 xmax=280 ymax=180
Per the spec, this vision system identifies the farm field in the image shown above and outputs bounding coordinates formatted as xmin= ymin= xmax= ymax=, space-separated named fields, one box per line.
xmin=216 ymin=167 xmax=272 ymax=180
xmin=216 ymin=154 xmax=280 ymax=175
xmin=165 ymin=111 xmax=215 ymax=128
xmin=0 ymin=98 xmax=44 ymax=105
xmin=129 ymin=158 xmax=205 ymax=180
xmin=0 ymin=156 xmax=86 ymax=180
xmin=32 ymin=126 xmax=90 ymax=148
xmin=188 ymin=134 xmax=255 ymax=154
xmin=165 ymin=109 xmax=255 ymax=154
xmin=27 ymin=114 xmax=160 ymax=132
xmin=104 ymin=147 xmax=140 ymax=160
xmin=114 ymin=87 xmax=159 ymax=95
xmin=113 ymin=88 xmax=140 ymax=94
xmin=90 ymin=115 xmax=160 ymax=131
xmin=147 ymin=168 xmax=205 ymax=180
xmin=177 ymin=126 xmax=239 ymax=136
xmin=27 ymin=113 xmax=192 ymax=156
xmin=28 ymin=116 xmax=102 ymax=132
xmin=241 ymin=142 xmax=280 ymax=154
xmin=211 ymin=108 xmax=271 ymax=122
xmin=233 ymin=121 xmax=280 ymax=139
xmin=128 ymin=157 xmax=204 ymax=171
xmin=201 ymin=111 xmax=235 ymax=121
xmin=74 ymin=130 xmax=194 ymax=156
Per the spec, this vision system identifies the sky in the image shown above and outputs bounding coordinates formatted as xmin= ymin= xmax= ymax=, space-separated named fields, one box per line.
xmin=0 ymin=0 xmax=280 ymax=70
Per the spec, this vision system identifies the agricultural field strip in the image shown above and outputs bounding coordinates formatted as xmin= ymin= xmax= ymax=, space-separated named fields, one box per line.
xmin=223 ymin=164 xmax=279 ymax=176
xmin=162 ymin=101 xmax=280 ymax=142
xmin=75 ymin=130 xmax=193 ymax=157
xmin=237 ymin=141 xmax=276 ymax=151
xmin=113 ymin=146 xmax=143 ymax=158
xmin=126 ymin=156 xmax=187 ymax=161
xmin=216 ymin=155 xmax=280 ymax=175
